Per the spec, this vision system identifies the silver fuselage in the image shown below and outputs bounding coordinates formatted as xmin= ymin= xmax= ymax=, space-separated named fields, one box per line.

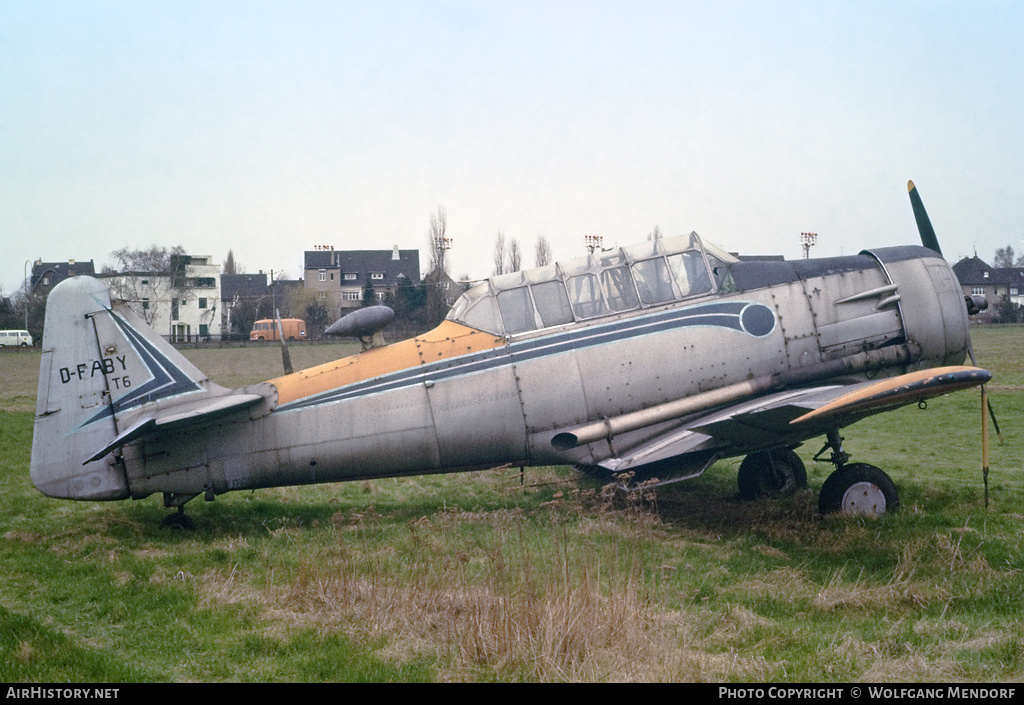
xmin=111 ymin=245 xmax=968 ymax=501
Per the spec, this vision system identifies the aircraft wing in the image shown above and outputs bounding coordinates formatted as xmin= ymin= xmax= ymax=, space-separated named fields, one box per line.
xmin=596 ymin=365 xmax=990 ymax=481
xmin=787 ymin=365 xmax=990 ymax=425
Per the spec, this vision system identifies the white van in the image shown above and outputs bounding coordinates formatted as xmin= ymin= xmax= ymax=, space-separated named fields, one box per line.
xmin=0 ymin=330 xmax=33 ymax=347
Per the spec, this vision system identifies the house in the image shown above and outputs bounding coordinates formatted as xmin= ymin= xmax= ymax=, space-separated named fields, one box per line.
xmin=221 ymin=272 xmax=303 ymax=340
xmin=221 ymin=273 xmax=271 ymax=340
xmin=30 ymin=259 xmax=97 ymax=293
xmin=98 ymin=254 xmax=223 ymax=341
xmin=304 ymin=246 xmax=421 ymax=318
xmin=952 ymin=256 xmax=1024 ymax=323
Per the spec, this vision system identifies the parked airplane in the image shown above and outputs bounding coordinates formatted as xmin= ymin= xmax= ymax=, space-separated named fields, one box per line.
xmin=30 ymin=182 xmax=991 ymax=528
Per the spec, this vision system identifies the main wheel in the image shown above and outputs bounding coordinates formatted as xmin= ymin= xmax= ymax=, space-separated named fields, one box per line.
xmin=737 ymin=448 xmax=807 ymax=499
xmin=818 ymin=463 xmax=899 ymax=517
xmin=160 ymin=510 xmax=195 ymax=531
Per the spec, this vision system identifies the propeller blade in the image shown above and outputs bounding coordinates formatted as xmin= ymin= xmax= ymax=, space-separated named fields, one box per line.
xmin=987 ymin=389 xmax=1003 ymax=441
xmin=908 ymin=180 xmax=942 ymax=256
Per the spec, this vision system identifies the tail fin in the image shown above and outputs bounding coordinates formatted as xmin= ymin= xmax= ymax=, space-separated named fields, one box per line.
xmin=30 ymin=276 xmax=235 ymax=500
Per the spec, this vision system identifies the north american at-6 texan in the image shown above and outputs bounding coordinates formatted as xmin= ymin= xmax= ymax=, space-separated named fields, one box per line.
xmin=30 ymin=182 xmax=992 ymax=528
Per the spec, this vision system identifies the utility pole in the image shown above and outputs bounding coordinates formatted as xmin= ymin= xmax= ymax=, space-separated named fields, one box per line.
xmin=23 ymin=260 xmax=31 ymax=331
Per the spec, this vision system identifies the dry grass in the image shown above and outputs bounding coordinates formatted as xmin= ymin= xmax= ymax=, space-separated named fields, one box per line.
xmin=174 ymin=474 xmax=1021 ymax=682
xmin=183 ymin=486 xmax=791 ymax=682
xmin=271 ymin=498 xmax=698 ymax=681
xmin=3 ymin=329 xmax=1022 ymax=682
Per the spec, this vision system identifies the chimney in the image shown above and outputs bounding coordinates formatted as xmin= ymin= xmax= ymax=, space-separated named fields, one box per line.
xmin=392 ymin=245 xmax=400 ymax=261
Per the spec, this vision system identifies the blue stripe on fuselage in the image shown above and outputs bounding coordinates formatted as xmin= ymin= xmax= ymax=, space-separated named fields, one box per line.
xmin=275 ymin=300 xmax=775 ymax=413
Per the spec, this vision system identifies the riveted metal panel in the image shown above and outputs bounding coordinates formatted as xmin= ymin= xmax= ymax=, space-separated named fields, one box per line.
xmin=426 ymin=360 xmax=527 ymax=469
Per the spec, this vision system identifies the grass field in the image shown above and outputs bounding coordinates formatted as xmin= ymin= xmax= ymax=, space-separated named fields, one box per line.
xmin=0 ymin=329 xmax=1021 ymax=682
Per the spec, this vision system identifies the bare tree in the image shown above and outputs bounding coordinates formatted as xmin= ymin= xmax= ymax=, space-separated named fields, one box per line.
xmin=104 ymin=245 xmax=186 ymax=325
xmin=428 ymin=207 xmax=450 ymax=275
xmin=534 ymin=235 xmax=551 ymax=267
xmin=493 ymin=231 xmax=507 ymax=275
xmin=994 ymin=245 xmax=1024 ymax=268
xmin=426 ymin=207 xmax=452 ymax=324
xmin=108 ymin=244 xmax=184 ymax=273
xmin=508 ymin=237 xmax=522 ymax=273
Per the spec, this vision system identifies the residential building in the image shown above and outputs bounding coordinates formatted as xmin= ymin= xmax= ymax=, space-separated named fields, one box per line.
xmin=221 ymin=272 xmax=303 ymax=340
xmin=304 ymin=246 xmax=421 ymax=318
xmin=30 ymin=259 xmax=96 ymax=293
xmin=952 ymin=256 xmax=1024 ymax=323
xmin=98 ymin=254 xmax=223 ymax=341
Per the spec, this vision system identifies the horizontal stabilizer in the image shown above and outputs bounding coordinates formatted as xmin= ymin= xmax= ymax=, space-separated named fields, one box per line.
xmin=84 ymin=392 xmax=266 ymax=464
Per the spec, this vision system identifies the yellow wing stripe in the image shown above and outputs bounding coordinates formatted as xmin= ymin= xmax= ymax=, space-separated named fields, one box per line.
xmin=268 ymin=320 xmax=505 ymax=405
xmin=791 ymin=365 xmax=990 ymax=425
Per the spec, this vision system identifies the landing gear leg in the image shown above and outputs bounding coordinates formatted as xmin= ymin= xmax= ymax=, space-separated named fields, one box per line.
xmin=817 ymin=430 xmax=850 ymax=469
xmin=815 ymin=430 xmax=899 ymax=517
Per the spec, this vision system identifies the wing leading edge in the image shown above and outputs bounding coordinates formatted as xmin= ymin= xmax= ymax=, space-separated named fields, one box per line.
xmin=788 ymin=365 xmax=991 ymax=425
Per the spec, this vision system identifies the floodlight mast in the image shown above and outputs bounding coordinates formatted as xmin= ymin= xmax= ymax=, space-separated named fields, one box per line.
xmin=433 ymin=234 xmax=452 ymax=275
xmin=585 ymin=235 xmax=603 ymax=254
xmin=801 ymin=232 xmax=818 ymax=259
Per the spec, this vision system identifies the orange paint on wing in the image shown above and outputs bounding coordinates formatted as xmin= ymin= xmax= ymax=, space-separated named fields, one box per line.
xmin=791 ymin=365 xmax=988 ymax=425
xmin=268 ymin=320 xmax=505 ymax=405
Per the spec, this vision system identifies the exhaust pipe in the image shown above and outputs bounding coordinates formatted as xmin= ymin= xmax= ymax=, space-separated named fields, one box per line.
xmin=551 ymin=343 xmax=921 ymax=451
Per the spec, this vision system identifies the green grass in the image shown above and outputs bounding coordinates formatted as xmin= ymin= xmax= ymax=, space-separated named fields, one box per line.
xmin=0 ymin=327 xmax=1022 ymax=682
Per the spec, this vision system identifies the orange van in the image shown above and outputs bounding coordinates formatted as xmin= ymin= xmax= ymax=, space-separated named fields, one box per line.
xmin=250 ymin=318 xmax=306 ymax=341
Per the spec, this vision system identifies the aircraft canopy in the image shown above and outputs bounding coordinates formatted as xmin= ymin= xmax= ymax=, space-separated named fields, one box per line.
xmin=448 ymin=232 xmax=739 ymax=336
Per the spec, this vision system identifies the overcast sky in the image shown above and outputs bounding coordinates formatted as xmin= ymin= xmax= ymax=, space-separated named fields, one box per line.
xmin=3 ymin=0 xmax=1023 ymax=296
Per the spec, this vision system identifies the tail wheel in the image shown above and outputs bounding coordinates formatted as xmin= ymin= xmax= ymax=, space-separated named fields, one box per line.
xmin=819 ymin=463 xmax=899 ymax=517
xmin=737 ymin=448 xmax=807 ymax=499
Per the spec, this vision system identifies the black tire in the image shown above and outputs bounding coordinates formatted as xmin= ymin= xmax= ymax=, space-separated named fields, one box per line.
xmin=818 ymin=463 xmax=899 ymax=517
xmin=737 ymin=448 xmax=807 ymax=500
xmin=160 ymin=512 xmax=196 ymax=531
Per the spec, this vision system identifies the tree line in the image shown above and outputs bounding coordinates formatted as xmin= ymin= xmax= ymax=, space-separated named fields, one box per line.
xmin=10 ymin=221 xmax=1020 ymax=345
